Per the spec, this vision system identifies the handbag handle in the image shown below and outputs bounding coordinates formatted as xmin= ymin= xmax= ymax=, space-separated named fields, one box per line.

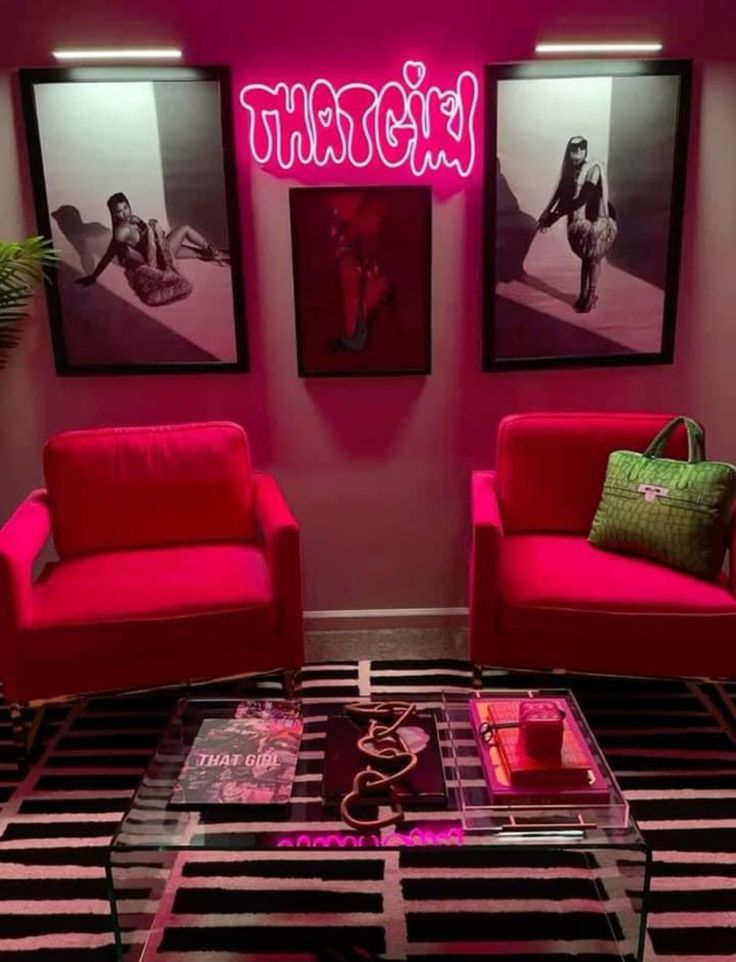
xmin=644 ymin=416 xmax=705 ymax=463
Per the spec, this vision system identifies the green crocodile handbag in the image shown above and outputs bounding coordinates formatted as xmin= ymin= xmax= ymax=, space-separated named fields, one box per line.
xmin=588 ymin=416 xmax=736 ymax=580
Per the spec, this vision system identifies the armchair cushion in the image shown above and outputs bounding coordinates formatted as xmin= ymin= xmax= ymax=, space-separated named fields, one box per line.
xmin=32 ymin=544 xmax=275 ymax=628
xmin=44 ymin=422 xmax=256 ymax=558
xmin=495 ymin=535 xmax=736 ymax=677
xmin=502 ymin=534 xmax=736 ymax=621
xmin=496 ymin=413 xmax=688 ymax=535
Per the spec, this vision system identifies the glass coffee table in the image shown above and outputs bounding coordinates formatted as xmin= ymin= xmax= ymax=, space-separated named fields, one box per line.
xmin=107 ymin=690 xmax=650 ymax=961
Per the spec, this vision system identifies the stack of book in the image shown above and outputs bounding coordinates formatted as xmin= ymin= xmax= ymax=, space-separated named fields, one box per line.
xmin=469 ymin=696 xmax=609 ymax=805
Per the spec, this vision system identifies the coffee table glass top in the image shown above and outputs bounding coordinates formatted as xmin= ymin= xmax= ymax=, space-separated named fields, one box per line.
xmin=110 ymin=690 xmax=645 ymax=853
xmin=108 ymin=690 xmax=650 ymax=962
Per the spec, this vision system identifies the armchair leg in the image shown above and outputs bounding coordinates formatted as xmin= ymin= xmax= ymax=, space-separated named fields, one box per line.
xmin=282 ymin=668 xmax=300 ymax=698
xmin=10 ymin=704 xmax=26 ymax=761
xmin=10 ymin=703 xmax=46 ymax=766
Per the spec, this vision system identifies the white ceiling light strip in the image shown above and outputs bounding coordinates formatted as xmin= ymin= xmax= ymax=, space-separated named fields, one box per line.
xmin=52 ymin=48 xmax=182 ymax=61
xmin=536 ymin=42 xmax=663 ymax=54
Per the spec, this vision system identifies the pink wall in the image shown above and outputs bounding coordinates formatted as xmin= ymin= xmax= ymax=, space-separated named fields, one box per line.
xmin=1 ymin=0 xmax=734 ymax=614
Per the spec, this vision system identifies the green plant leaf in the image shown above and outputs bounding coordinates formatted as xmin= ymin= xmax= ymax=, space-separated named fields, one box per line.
xmin=0 ymin=235 xmax=59 ymax=368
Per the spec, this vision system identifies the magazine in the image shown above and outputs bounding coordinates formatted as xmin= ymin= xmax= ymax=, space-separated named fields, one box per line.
xmin=171 ymin=701 xmax=303 ymax=806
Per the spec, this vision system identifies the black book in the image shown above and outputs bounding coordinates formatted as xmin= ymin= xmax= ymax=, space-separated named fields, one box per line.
xmin=322 ymin=710 xmax=447 ymax=807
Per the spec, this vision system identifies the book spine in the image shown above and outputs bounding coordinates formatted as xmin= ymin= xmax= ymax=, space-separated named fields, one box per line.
xmin=491 ymin=788 xmax=610 ymax=806
xmin=469 ymin=700 xmax=510 ymax=793
xmin=483 ymin=700 xmax=517 ymax=777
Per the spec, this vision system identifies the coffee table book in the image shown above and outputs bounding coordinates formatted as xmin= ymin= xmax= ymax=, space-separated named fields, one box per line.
xmin=170 ymin=702 xmax=302 ymax=806
xmin=322 ymin=709 xmax=448 ymax=807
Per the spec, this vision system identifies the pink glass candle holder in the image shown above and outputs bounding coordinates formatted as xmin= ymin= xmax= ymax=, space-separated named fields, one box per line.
xmin=519 ymin=700 xmax=565 ymax=759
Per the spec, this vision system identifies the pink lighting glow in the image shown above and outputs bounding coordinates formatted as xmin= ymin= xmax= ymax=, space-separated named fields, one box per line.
xmin=276 ymin=827 xmax=464 ymax=849
xmin=239 ymin=61 xmax=478 ymax=179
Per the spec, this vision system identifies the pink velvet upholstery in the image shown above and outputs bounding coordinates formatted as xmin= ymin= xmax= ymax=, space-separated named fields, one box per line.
xmin=44 ymin=422 xmax=256 ymax=557
xmin=32 ymin=545 xmax=275 ymax=627
xmin=0 ymin=422 xmax=303 ymax=704
xmin=470 ymin=413 xmax=736 ymax=679
xmin=496 ymin=412 xmax=688 ymax=534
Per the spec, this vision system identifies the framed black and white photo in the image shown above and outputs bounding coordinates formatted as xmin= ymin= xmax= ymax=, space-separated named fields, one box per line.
xmin=20 ymin=66 xmax=248 ymax=374
xmin=483 ymin=59 xmax=691 ymax=371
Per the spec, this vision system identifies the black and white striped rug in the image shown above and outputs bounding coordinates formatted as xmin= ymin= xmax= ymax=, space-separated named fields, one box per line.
xmin=0 ymin=659 xmax=734 ymax=961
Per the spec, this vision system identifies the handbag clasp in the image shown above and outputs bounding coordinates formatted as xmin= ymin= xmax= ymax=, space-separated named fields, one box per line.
xmin=637 ymin=483 xmax=669 ymax=503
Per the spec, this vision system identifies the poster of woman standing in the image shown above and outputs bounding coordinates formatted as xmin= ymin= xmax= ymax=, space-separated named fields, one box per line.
xmin=483 ymin=60 xmax=691 ymax=371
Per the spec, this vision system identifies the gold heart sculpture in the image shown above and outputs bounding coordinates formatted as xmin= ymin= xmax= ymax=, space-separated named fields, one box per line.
xmin=338 ymin=702 xmax=420 ymax=830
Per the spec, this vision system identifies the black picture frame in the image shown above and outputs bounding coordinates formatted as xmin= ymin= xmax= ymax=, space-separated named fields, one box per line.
xmin=483 ymin=59 xmax=691 ymax=372
xmin=20 ymin=65 xmax=248 ymax=375
xmin=289 ymin=186 xmax=432 ymax=378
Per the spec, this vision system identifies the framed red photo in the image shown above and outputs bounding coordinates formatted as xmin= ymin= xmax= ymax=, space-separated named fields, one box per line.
xmin=289 ymin=186 xmax=432 ymax=377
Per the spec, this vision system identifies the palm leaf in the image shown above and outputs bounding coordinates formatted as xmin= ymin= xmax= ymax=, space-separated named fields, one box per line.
xmin=0 ymin=236 xmax=58 ymax=367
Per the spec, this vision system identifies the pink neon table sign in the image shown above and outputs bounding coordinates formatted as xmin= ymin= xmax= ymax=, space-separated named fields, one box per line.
xmin=239 ymin=61 xmax=479 ymax=182
xmin=275 ymin=826 xmax=465 ymax=849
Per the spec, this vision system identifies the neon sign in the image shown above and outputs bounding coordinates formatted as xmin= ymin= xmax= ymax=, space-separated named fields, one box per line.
xmin=276 ymin=827 xmax=464 ymax=849
xmin=239 ymin=61 xmax=478 ymax=178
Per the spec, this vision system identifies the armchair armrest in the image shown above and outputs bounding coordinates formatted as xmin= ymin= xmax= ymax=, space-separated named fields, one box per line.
xmin=253 ymin=473 xmax=303 ymax=662
xmin=472 ymin=470 xmax=504 ymax=532
xmin=0 ymin=489 xmax=51 ymax=633
xmin=469 ymin=471 xmax=504 ymax=663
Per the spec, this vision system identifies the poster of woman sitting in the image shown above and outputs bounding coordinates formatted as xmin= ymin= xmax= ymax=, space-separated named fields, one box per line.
xmin=21 ymin=66 xmax=247 ymax=373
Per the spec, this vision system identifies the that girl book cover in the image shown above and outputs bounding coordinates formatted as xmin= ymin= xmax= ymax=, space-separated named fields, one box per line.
xmin=171 ymin=709 xmax=303 ymax=806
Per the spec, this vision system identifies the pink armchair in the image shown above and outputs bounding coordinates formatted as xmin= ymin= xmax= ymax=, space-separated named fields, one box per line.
xmin=470 ymin=412 xmax=736 ymax=679
xmin=0 ymin=422 xmax=303 ymax=713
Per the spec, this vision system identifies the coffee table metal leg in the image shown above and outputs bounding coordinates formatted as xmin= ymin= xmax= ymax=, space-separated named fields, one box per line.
xmin=105 ymin=855 xmax=125 ymax=962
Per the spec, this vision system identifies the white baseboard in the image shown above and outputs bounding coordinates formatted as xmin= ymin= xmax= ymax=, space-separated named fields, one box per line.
xmin=304 ymin=607 xmax=468 ymax=630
